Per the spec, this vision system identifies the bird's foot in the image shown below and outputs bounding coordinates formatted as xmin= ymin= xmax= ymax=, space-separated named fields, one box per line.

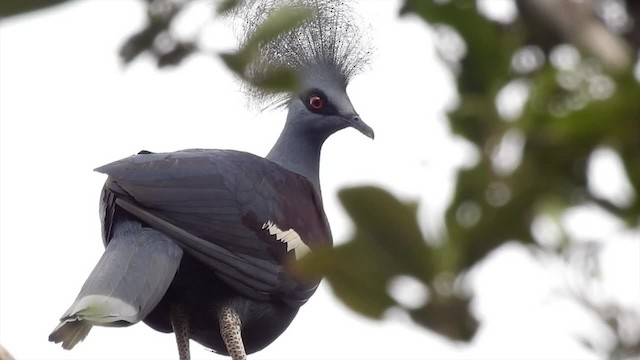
xmin=219 ymin=306 xmax=247 ymax=360
xmin=170 ymin=304 xmax=191 ymax=360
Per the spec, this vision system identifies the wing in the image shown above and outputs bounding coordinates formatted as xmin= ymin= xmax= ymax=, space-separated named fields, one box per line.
xmin=96 ymin=149 xmax=332 ymax=306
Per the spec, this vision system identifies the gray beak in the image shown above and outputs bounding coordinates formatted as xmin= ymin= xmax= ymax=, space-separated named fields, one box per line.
xmin=345 ymin=114 xmax=375 ymax=139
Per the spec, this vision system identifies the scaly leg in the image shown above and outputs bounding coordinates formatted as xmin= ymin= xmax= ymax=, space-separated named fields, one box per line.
xmin=170 ymin=304 xmax=190 ymax=360
xmin=218 ymin=306 xmax=246 ymax=360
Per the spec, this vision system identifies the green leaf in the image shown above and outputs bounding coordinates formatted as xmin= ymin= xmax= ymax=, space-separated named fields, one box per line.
xmin=243 ymin=5 xmax=314 ymax=50
xmin=220 ymin=52 xmax=249 ymax=75
xmin=119 ymin=25 xmax=165 ymax=65
xmin=402 ymin=0 xmax=521 ymax=95
xmin=338 ymin=186 xmax=435 ymax=283
xmin=297 ymin=186 xmax=433 ymax=319
xmin=409 ymin=292 xmax=477 ymax=341
xmin=297 ymin=186 xmax=477 ymax=339
xmin=219 ymin=4 xmax=312 ymax=93
xmin=298 ymin=241 xmax=397 ymax=318
xmin=0 ymin=0 xmax=71 ymax=18
xmin=217 ymin=0 xmax=241 ymax=15
xmin=157 ymin=41 xmax=196 ymax=68
xmin=251 ymin=67 xmax=300 ymax=93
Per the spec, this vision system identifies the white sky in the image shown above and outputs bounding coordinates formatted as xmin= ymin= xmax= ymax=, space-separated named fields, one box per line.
xmin=0 ymin=1 xmax=638 ymax=359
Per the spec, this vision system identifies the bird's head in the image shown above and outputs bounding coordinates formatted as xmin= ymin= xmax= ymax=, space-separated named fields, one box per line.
xmin=285 ymin=67 xmax=374 ymax=140
xmin=235 ymin=0 xmax=373 ymax=142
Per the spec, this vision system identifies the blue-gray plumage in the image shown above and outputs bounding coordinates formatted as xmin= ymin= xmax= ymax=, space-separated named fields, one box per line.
xmin=49 ymin=0 xmax=372 ymax=359
xmin=50 ymin=220 xmax=183 ymax=349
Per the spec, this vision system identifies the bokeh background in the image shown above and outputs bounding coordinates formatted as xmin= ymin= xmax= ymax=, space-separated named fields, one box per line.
xmin=1 ymin=0 xmax=639 ymax=359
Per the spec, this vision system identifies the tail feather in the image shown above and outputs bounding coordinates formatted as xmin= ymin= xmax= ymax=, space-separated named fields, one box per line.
xmin=49 ymin=319 xmax=92 ymax=350
xmin=50 ymin=220 xmax=183 ymax=349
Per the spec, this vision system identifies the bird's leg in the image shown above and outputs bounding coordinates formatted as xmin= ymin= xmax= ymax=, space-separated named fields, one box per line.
xmin=170 ymin=304 xmax=191 ymax=360
xmin=218 ymin=306 xmax=247 ymax=360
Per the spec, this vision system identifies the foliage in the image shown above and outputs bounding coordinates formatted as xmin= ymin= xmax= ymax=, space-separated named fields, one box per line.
xmin=314 ymin=0 xmax=638 ymax=351
xmin=311 ymin=0 xmax=640 ymax=355
xmin=0 ymin=0 xmax=71 ymax=19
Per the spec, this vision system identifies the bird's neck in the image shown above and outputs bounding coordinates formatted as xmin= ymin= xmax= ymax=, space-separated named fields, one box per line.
xmin=266 ymin=122 xmax=327 ymax=195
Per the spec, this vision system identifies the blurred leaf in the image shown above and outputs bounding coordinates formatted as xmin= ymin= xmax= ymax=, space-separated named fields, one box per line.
xmin=220 ymin=52 xmax=247 ymax=75
xmin=298 ymin=186 xmax=429 ymax=318
xmin=242 ymin=5 xmax=313 ymax=50
xmin=156 ymin=41 xmax=196 ymax=68
xmin=402 ymin=0 xmax=522 ymax=95
xmin=298 ymin=186 xmax=434 ymax=317
xmin=251 ymin=67 xmax=300 ymax=93
xmin=298 ymin=240 xmax=397 ymax=318
xmin=217 ymin=0 xmax=241 ymax=15
xmin=298 ymin=186 xmax=476 ymax=339
xmin=442 ymin=161 xmax=539 ymax=272
xmin=119 ymin=25 xmax=165 ymax=64
xmin=410 ymin=291 xmax=477 ymax=341
xmin=0 ymin=0 xmax=71 ymax=18
xmin=220 ymin=5 xmax=311 ymax=94
xmin=118 ymin=0 xmax=182 ymax=66
xmin=222 ymin=51 xmax=300 ymax=92
xmin=222 ymin=5 xmax=313 ymax=72
xmin=338 ymin=186 xmax=435 ymax=282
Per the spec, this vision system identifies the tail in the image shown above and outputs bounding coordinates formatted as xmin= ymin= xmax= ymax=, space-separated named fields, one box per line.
xmin=49 ymin=220 xmax=183 ymax=349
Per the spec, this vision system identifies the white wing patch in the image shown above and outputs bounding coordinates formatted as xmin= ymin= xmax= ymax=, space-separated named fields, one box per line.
xmin=262 ymin=221 xmax=311 ymax=260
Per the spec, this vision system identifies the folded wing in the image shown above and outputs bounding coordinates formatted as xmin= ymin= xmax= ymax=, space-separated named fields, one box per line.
xmin=96 ymin=149 xmax=331 ymax=305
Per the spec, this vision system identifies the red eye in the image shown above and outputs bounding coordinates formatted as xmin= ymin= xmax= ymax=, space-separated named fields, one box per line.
xmin=309 ymin=95 xmax=323 ymax=110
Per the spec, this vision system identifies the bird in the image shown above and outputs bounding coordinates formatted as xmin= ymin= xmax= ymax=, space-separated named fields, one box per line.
xmin=48 ymin=0 xmax=372 ymax=359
